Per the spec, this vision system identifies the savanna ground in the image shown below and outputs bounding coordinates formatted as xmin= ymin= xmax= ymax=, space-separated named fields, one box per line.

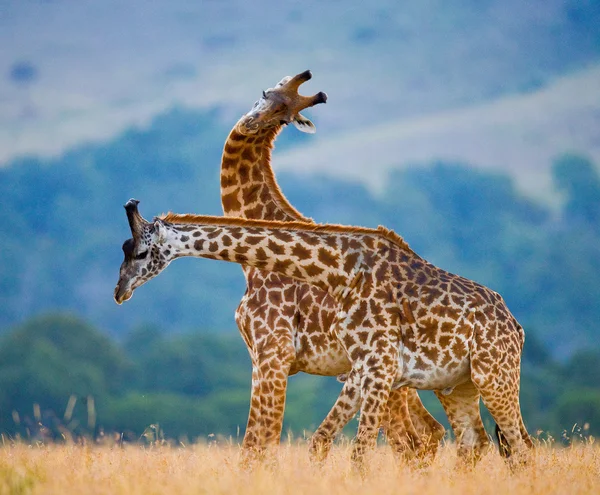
xmin=1 ymin=439 xmax=599 ymax=495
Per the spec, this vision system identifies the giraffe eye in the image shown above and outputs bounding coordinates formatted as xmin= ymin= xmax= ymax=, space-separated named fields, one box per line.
xmin=135 ymin=250 xmax=148 ymax=260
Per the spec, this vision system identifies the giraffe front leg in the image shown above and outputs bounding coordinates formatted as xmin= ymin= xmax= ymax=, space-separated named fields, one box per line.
xmin=351 ymin=357 xmax=396 ymax=472
xmin=309 ymin=369 xmax=361 ymax=463
xmin=240 ymin=364 xmax=266 ymax=467
xmin=256 ymin=336 xmax=295 ymax=448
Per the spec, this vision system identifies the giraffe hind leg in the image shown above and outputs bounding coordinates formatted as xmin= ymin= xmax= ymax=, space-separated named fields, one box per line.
xmin=471 ymin=339 xmax=533 ymax=464
xmin=325 ymin=378 xmax=431 ymax=463
xmin=495 ymin=423 xmax=510 ymax=458
xmin=479 ymin=384 xmax=532 ymax=467
xmin=434 ymin=380 xmax=490 ymax=466
xmin=494 ymin=420 xmax=533 ymax=459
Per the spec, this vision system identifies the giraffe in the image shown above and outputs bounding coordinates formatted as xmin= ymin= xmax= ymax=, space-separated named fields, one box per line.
xmin=114 ymin=200 xmax=533 ymax=467
xmin=220 ymin=69 xmax=443 ymax=461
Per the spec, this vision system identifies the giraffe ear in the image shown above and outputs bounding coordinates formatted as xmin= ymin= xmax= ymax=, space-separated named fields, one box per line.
xmin=292 ymin=113 xmax=316 ymax=134
xmin=152 ymin=219 xmax=167 ymax=245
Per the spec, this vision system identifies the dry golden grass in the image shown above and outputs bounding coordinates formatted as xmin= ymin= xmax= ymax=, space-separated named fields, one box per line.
xmin=0 ymin=441 xmax=599 ymax=495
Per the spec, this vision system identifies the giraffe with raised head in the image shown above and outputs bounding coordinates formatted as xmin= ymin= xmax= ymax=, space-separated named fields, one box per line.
xmin=114 ymin=201 xmax=533 ymax=467
xmin=219 ymin=69 xmax=443 ymax=461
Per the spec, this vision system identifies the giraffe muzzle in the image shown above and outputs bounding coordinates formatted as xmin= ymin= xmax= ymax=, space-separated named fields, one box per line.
xmin=113 ymin=283 xmax=133 ymax=305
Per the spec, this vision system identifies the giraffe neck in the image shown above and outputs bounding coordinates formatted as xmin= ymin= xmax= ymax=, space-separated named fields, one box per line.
xmin=160 ymin=218 xmax=372 ymax=297
xmin=220 ymin=124 xmax=310 ymax=222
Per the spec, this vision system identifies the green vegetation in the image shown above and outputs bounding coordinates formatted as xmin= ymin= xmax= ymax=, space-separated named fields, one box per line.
xmin=0 ymin=104 xmax=599 ymax=442
xmin=0 ymin=313 xmax=597 ymax=441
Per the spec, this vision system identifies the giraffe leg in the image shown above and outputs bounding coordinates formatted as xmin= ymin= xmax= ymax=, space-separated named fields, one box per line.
xmin=239 ymin=363 xmax=266 ymax=466
xmin=351 ymin=360 xmax=396 ymax=472
xmin=405 ymin=387 xmax=445 ymax=458
xmin=520 ymin=415 xmax=534 ymax=449
xmin=476 ymin=381 xmax=532 ymax=466
xmin=256 ymin=333 xmax=295 ymax=448
xmin=312 ymin=381 xmax=430 ymax=465
xmin=235 ymin=303 xmax=269 ymax=466
xmin=309 ymin=369 xmax=361 ymax=463
xmin=381 ymin=387 xmax=423 ymax=460
xmin=237 ymin=308 xmax=295 ymax=466
xmin=318 ymin=321 xmax=398 ymax=471
xmin=470 ymin=327 xmax=533 ymax=466
xmin=434 ymin=380 xmax=490 ymax=466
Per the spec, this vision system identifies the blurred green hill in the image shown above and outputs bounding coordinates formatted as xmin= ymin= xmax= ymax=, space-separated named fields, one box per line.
xmin=1 ymin=106 xmax=599 ymax=357
xmin=1 ymin=313 xmax=598 ymax=442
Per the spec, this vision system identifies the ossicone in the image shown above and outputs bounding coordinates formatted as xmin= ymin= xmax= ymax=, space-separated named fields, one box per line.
xmin=124 ymin=198 xmax=140 ymax=213
xmin=124 ymin=198 xmax=146 ymax=238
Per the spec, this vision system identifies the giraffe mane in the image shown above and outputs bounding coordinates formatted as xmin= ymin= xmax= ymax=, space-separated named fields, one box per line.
xmin=375 ymin=225 xmax=414 ymax=253
xmin=159 ymin=213 xmax=414 ymax=253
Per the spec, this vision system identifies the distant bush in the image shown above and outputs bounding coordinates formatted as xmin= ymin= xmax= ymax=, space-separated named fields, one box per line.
xmin=0 ymin=313 xmax=599 ymax=441
xmin=556 ymin=389 xmax=600 ymax=438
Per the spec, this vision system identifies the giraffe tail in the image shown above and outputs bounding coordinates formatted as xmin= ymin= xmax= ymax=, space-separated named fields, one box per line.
xmin=495 ymin=423 xmax=511 ymax=458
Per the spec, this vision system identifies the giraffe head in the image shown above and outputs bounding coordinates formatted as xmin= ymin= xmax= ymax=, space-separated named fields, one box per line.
xmin=114 ymin=199 xmax=170 ymax=304
xmin=239 ymin=69 xmax=327 ymax=135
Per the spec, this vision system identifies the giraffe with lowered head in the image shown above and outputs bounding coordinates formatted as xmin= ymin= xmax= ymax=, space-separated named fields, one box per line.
xmin=219 ymin=70 xmax=443 ymax=461
xmin=114 ymin=201 xmax=533 ymax=467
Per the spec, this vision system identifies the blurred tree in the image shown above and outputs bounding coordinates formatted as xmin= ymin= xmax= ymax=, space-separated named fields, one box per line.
xmin=280 ymin=172 xmax=384 ymax=227
xmin=123 ymin=324 xmax=164 ymax=359
xmin=522 ymin=329 xmax=552 ymax=367
xmin=0 ymin=313 xmax=130 ymax=433
xmin=556 ymin=389 xmax=600 ymax=437
xmin=100 ymin=391 xmax=249 ymax=439
xmin=129 ymin=332 xmax=249 ymax=397
xmin=382 ymin=162 xmax=547 ymax=263
xmin=563 ymin=349 xmax=600 ymax=389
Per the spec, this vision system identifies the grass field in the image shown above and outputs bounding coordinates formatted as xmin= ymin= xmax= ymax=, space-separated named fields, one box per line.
xmin=0 ymin=441 xmax=598 ymax=495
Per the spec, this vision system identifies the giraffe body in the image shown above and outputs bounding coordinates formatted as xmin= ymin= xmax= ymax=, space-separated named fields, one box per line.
xmin=115 ymin=205 xmax=532 ymax=466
